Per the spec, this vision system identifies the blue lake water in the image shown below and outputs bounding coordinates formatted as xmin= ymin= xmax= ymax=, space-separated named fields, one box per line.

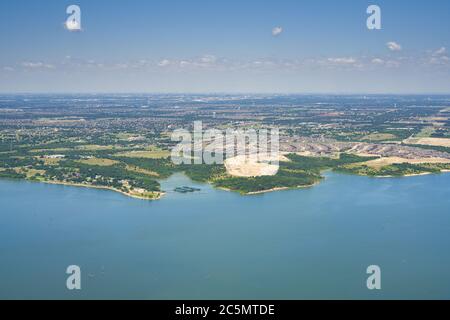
xmin=1 ymin=172 xmax=450 ymax=300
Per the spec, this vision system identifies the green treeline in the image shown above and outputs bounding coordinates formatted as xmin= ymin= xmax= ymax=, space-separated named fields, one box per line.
xmin=0 ymin=169 xmax=26 ymax=179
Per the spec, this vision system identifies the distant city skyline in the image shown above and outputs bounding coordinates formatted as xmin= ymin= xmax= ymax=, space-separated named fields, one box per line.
xmin=1 ymin=0 xmax=450 ymax=93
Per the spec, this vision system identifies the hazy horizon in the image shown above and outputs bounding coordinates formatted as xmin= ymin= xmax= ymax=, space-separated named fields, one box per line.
xmin=2 ymin=91 xmax=450 ymax=96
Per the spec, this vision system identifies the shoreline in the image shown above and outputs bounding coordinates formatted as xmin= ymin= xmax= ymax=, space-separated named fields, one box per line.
xmin=218 ymin=180 xmax=321 ymax=196
xmin=41 ymin=180 xmax=164 ymax=200
xmin=246 ymin=181 xmax=320 ymax=195
xmin=2 ymin=169 xmax=449 ymax=200
xmin=226 ymin=168 xmax=450 ymax=194
xmin=374 ymin=169 xmax=450 ymax=179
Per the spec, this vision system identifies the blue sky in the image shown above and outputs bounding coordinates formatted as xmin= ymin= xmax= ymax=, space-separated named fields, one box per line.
xmin=1 ymin=0 xmax=449 ymax=93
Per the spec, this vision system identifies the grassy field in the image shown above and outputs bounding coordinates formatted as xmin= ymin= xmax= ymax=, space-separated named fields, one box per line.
xmin=115 ymin=147 xmax=170 ymax=159
xmin=362 ymin=133 xmax=397 ymax=141
xmin=416 ymin=126 xmax=436 ymax=138
xmin=77 ymin=158 xmax=119 ymax=166
xmin=41 ymin=158 xmax=63 ymax=165
xmin=30 ymin=147 xmax=71 ymax=153
xmin=75 ymin=145 xmax=118 ymax=151
xmin=125 ymin=165 xmax=160 ymax=177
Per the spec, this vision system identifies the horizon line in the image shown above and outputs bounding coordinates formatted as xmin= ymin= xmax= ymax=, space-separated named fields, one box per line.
xmin=1 ymin=92 xmax=450 ymax=96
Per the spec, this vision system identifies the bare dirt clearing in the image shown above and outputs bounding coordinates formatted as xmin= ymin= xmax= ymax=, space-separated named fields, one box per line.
xmin=225 ymin=154 xmax=289 ymax=177
xmin=361 ymin=156 xmax=450 ymax=169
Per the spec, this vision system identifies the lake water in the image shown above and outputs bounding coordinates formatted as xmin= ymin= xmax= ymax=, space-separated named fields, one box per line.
xmin=1 ymin=172 xmax=450 ymax=299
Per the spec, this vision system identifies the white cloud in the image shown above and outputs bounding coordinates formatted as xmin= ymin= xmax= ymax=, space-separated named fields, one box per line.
xmin=16 ymin=49 xmax=449 ymax=76
xmin=371 ymin=58 xmax=385 ymax=65
xmin=326 ymin=57 xmax=357 ymax=65
xmin=426 ymin=47 xmax=450 ymax=66
xmin=3 ymin=66 xmax=14 ymax=72
xmin=429 ymin=55 xmax=450 ymax=65
xmin=21 ymin=62 xmax=55 ymax=69
xmin=387 ymin=41 xmax=402 ymax=51
xmin=433 ymin=47 xmax=446 ymax=56
xmin=158 ymin=55 xmax=220 ymax=69
xmin=272 ymin=27 xmax=283 ymax=37
xmin=371 ymin=57 xmax=402 ymax=68
xmin=179 ymin=60 xmax=191 ymax=67
xmin=199 ymin=55 xmax=217 ymax=64
xmin=158 ymin=59 xmax=171 ymax=67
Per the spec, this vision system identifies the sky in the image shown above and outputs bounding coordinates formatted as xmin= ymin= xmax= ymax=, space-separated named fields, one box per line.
xmin=0 ymin=0 xmax=450 ymax=94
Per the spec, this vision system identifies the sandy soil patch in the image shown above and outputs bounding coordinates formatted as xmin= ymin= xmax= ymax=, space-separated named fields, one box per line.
xmin=362 ymin=133 xmax=397 ymax=141
xmin=125 ymin=165 xmax=159 ymax=177
xmin=25 ymin=169 xmax=46 ymax=178
xmin=225 ymin=153 xmax=289 ymax=177
xmin=417 ymin=117 xmax=448 ymax=122
xmin=77 ymin=158 xmax=119 ymax=166
xmin=362 ymin=156 xmax=450 ymax=169
xmin=404 ymin=137 xmax=450 ymax=148
xmin=42 ymin=158 xmax=62 ymax=165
